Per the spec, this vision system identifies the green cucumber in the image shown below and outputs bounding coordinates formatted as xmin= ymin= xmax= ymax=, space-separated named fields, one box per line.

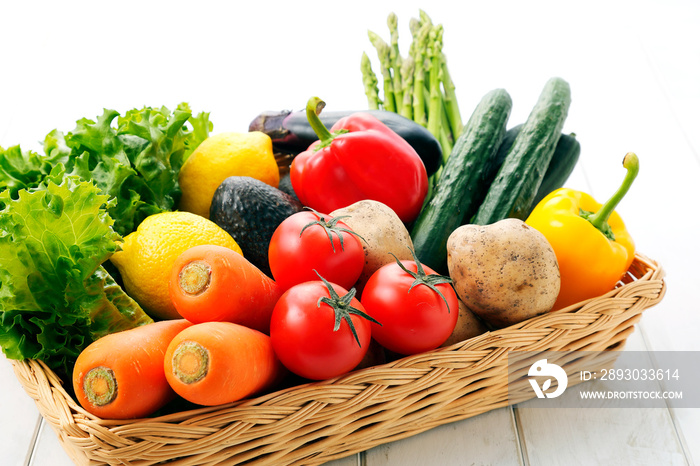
xmin=411 ymin=88 xmax=512 ymax=272
xmin=472 ymin=77 xmax=572 ymax=225
xmin=495 ymin=124 xmax=581 ymax=217
xmin=528 ymin=131 xmax=580 ymax=213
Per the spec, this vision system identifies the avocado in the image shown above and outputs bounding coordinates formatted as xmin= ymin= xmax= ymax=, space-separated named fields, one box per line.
xmin=210 ymin=176 xmax=304 ymax=276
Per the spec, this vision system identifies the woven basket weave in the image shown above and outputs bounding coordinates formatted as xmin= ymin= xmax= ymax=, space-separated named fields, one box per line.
xmin=12 ymin=253 xmax=665 ymax=466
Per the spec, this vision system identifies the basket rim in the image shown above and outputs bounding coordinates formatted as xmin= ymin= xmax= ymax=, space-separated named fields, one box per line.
xmin=12 ymin=252 xmax=666 ymax=429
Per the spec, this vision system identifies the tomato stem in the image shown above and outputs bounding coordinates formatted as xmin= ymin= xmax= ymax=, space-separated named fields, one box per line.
xmin=314 ymin=270 xmax=380 ymax=347
xmin=83 ymin=366 xmax=118 ymax=406
xmin=390 ymin=247 xmax=455 ymax=313
xmin=300 ymin=208 xmax=366 ymax=253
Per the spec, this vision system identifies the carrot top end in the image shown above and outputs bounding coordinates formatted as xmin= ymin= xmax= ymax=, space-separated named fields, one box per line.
xmin=178 ymin=261 xmax=212 ymax=296
xmin=83 ymin=366 xmax=118 ymax=407
xmin=172 ymin=341 xmax=210 ymax=384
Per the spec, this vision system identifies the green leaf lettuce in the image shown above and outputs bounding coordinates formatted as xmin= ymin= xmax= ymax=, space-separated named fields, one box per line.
xmin=0 ymin=103 xmax=213 ymax=238
xmin=0 ymin=169 xmax=153 ymax=379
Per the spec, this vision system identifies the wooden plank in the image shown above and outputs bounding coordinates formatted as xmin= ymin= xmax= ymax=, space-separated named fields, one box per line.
xmin=616 ymin=6 xmax=700 ymax=465
xmin=363 ymin=407 xmax=523 ymax=465
xmin=510 ymin=6 xmax=696 ymax=458
xmin=0 ymin=359 xmax=43 ymax=466
xmin=514 ymin=329 xmax=688 ymax=466
xmin=324 ymin=454 xmax=360 ymax=466
xmin=28 ymin=419 xmax=75 ymax=466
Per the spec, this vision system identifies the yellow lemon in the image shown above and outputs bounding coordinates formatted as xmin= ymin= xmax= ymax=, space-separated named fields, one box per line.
xmin=178 ymin=131 xmax=280 ymax=218
xmin=110 ymin=211 xmax=242 ymax=320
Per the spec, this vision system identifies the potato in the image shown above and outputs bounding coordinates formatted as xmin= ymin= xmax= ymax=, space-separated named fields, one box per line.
xmin=330 ymin=200 xmax=414 ymax=291
xmin=440 ymin=299 xmax=489 ymax=347
xmin=446 ymin=218 xmax=560 ymax=328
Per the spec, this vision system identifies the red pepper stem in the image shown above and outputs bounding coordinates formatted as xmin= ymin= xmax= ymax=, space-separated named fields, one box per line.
xmin=587 ymin=152 xmax=639 ymax=232
xmin=306 ymin=97 xmax=334 ymax=144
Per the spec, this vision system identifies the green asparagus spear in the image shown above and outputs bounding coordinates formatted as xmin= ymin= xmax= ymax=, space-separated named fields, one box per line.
xmin=368 ymin=30 xmax=396 ymax=113
xmin=427 ymin=25 xmax=443 ymax=143
xmin=412 ymin=23 xmax=431 ymax=127
xmin=440 ymin=52 xmax=462 ymax=140
xmin=361 ymin=52 xmax=381 ymax=110
xmin=419 ymin=9 xmax=433 ymax=27
xmin=409 ymin=16 xmax=421 ymax=38
xmin=417 ymin=10 xmax=434 ymax=87
xmin=387 ymin=13 xmax=404 ymax=115
xmin=400 ymin=55 xmax=415 ymax=120
xmin=360 ymin=9 xmax=462 ymax=158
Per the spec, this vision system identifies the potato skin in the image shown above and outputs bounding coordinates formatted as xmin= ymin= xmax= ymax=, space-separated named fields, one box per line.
xmin=440 ymin=299 xmax=489 ymax=347
xmin=331 ymin=200 xmax=414 ymax=291
xmin=446 ymin=219 xmax=560 ymax=328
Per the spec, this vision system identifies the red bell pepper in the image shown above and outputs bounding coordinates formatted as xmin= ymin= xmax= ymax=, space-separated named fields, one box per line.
xmin=290 ymin=97 xmax=429 ymax=223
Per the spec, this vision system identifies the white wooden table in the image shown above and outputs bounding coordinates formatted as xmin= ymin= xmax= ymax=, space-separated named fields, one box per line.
xmin=1 ymin=1 xmax=698 ymax=465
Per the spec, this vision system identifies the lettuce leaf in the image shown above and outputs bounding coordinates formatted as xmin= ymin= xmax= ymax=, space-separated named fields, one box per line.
xmin=0 ymin=103 xmax=212 ymax=237
xmin=0 ymin=145 xmax=63 ymax=199
xmin=179 ymin=103 xmax=213 ymax=161
xmin=0 ymin=103 xmax=211 ymax=379
xmin=0 ymin=169 xmax=153 ymax=379
xmin=58 ymin=104 xmax=192 ymax=236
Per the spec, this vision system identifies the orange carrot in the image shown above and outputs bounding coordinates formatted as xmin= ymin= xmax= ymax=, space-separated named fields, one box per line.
xmin=169 ymin=244 xmax=282 ymax=334
xmin=164 ymin=321 xmax=284 ymax=406
xmin=72 ymin=319 xmax=192 ymax=419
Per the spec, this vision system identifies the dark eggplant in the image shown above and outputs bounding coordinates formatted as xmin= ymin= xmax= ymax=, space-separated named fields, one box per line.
xmin=249 ymin=109 xmax=443 ymax=176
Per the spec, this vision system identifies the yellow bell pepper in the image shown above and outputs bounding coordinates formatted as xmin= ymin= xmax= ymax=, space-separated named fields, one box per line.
xmin=526 ymin=152 xmax=638 ymax=311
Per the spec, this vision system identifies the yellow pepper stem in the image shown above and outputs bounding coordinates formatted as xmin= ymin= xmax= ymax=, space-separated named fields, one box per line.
xmin=585 ymin=152 xmax=639 ymax=239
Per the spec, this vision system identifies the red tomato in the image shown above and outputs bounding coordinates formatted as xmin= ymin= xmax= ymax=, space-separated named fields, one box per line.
xmin=269 ymin=277 xmax=376 ymax=380
xmin=361 ymin=257 xmax=459 ymax=355
xmin=268 ymin=210 xmax=365 ymax=291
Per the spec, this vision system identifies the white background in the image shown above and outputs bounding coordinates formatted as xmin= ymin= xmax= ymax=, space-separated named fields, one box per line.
xmin=1 ymin=1 xmax=699 ymax=465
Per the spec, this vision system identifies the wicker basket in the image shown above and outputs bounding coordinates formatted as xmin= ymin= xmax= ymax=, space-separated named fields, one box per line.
xmin=12 ymin=253 xmax=665 ymax=466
